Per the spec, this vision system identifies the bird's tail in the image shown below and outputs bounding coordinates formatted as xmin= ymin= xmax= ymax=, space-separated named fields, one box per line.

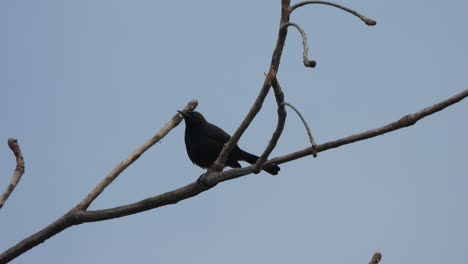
xmin=241 ymin=150 xmax=280 ymax=175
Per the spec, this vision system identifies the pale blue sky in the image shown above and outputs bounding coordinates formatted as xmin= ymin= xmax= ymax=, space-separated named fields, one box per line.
xmin=1 ymin=1 xmax=468 ymax=263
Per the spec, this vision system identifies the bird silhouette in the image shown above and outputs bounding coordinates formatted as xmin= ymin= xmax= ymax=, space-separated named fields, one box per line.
xmin=178 ymin=110 xmax=280 ymax=175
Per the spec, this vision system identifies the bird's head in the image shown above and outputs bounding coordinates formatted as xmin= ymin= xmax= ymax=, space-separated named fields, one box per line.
xmin=177 ymin=110 xmax=207 ymax=126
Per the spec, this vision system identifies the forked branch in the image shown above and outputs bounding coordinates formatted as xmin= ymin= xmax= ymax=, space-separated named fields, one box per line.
xmin=210 ymin=0 xmax=293 ymax=172
xmin=253 ymin=73 xmax=288 ymax=173
xmin=1 ymin=0 xmax=465 ymax=263
xmin=72 ymin=88 xmax=468 ymax=224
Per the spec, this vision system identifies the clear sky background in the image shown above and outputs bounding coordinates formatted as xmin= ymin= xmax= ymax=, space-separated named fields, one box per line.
xmin=1 ymin=1 xmax=467 ymax=263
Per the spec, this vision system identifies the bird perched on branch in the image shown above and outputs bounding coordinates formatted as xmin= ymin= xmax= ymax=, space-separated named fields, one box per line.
xmin=178 ymin=110 xmax=280 ymax=175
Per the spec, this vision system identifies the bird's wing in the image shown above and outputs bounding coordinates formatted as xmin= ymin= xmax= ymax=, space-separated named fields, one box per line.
xmin=204 ymin=122 xmax=231 ymax=143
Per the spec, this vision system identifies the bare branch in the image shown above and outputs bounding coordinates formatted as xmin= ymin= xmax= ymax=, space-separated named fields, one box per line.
xmin=1 ymin=0 xmax=465 ymax=261
xmin=2 ymin=90 xmax=465 ymax=264
xmin=282 ymin=22 xmax=316 ymax=68
xmin=0 ymin=138 xmax=26 ymax=209
xmin=70 ymin=89 xmax=468 ymax=223
xmin=252 ymin=73 xmax=287 ymax=174
xmin=369 ymin=252 xmax=382 ymax=264
xmin=210 ymin=0 xmax=293 ymax=172
xmin=291 ymin=1 xmax=377 ymax=26
xmin=75 ymin=100 xmax=198 ymax=210
xmin=266 ymin=89 xmax=468 ymax=166
xmin=0 ymin=100 xmax=198 ymax=263
xmin=282 ymin=102 xmax=318 ymax=157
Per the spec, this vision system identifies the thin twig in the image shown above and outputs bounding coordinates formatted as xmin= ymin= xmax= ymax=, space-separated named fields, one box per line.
xmin=76 ymin=99 xmax=198 ymax=210
xmin=282 ymin=22 xmax=316 ymax=68
xmin=369 ymin=252 xmax=382 ymax=264
xmin=290 ymin=1 xmax=377 ymax=26
xmin=282 ymin=102 xmax=318 ymax=157
xmin=253 ymin=72 xmax=287 ymax=174
xmin=0 ymin=139 xmax=26 ymax=209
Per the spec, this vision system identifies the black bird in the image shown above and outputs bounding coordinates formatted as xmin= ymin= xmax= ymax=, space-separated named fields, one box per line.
xmin=178 ymin=110 xmax=280 ymax=175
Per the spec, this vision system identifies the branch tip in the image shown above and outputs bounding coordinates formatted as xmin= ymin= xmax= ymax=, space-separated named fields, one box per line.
xmin=282 ymin=22 xmax=316 ymax=69
xmin=187 ymin=99 xmax=199 ymax=110
xmin=369 ymin=252 xmax=382 ymax=264
xmin=365 ymin=19 xmax=377 ymax=26
xmin=305 ymin=59 xmax=317 ymax=68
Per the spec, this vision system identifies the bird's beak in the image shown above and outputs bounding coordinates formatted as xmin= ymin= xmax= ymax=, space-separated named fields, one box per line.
xmin=177 ymin=110 xmax=186 ymax=118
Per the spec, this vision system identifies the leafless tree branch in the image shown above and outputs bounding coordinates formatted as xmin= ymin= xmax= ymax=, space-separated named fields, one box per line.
xmin=210 ymin=0 xmax=293 ymax=173
xmin=76 ymin=99 xmax=198 ymax=210
xmin=265 ymin=89 xmax=468 ymax=166
xmin=290 ymin=1 xmax=377 ymax=26
xmin=0 ymin=100 xmax=198 ymax=263
xmin=282 ymin=102 xmax=318 ymax=157
xmin=252 ymin=73 xmax=287 ymax=174
xmin=212 ymin=0 xmax=376 ymax=171
xmin=72 ymin=88 xmax=467 ymax=223
xmin=1 ymin=0 xmax=466 ymax=262
xmin=0 ymin=138 xmax=25 ymax=209
xmin=282 ymin=22 xmax=316 ymax=68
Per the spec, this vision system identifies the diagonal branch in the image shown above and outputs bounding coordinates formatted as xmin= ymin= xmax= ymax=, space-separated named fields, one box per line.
xmin=1 ymin=91 xmax=466 ymax=264
xmin=70 ymin=89 xmax=468 ymax=222
xmin=75 ymin=99 xmax=198 ymax=210
xmin=0 ymin=100 xmax=198 ymax=263
xmin=1 ymin=0 xmax=465 ymax=261
xmin=265 ymin=89 xmax=468 ymax=166
xmin=252 ymin=73 xmax=287 ymax=174
xmin=290 ymin=1 xmax=377 ymax=26
xmin=0 ymin=138 xmax=26 ymax=209
xmin=210 ymin=0 xmax=293 ymax=173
